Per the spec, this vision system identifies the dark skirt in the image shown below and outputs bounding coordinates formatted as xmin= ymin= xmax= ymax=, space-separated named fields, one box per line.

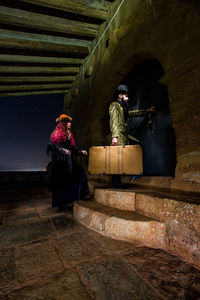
xmin=48 ymin=160 xmax=89 ymax=208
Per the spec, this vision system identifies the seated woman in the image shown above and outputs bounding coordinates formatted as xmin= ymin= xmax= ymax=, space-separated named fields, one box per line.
xmin=47 ymin=113 xmax=89 ymax=212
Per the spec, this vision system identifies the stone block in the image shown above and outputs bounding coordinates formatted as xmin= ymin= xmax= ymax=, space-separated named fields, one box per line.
xmin=165 ymin=220 xmax=200 ymax=268
xmin=94 ymin=188 xmax=136 ymax=211
xmin=3 ymin=270 xmax=92 ymax=299
xmin=74 ymin=200 xmax=165 ymax=248
xmin=78 ymin=255 xmax=163 ymax=300
xmin=135 ymin=193 xmax=200 ymax=233
xmin=56 ymin=232 xmax=103 ymax=268
xmin=0 ymin=219 xmax=54 ymax=247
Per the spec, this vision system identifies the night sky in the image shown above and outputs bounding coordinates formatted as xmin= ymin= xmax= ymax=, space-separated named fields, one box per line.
xmin=0 ymin=93 xmax=64 ymax=171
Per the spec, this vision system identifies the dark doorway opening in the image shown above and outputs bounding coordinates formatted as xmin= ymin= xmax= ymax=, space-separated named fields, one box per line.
xmin=123 ymin=59 xmax=176 ymax=176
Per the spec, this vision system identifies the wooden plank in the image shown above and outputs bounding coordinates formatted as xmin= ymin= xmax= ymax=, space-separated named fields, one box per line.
xmin=0 ymin=65 xmax=79 ymax=73
xmin=0 ymin=75 xmax=75 ymax=82
xmin=0 ymin=6 xmax=98 ymax=38
xmin=0 ymin=29 xmax=91 ymax=47
xmin=0 ymin=1 xmax=105 ymax=24
xmin=17 ymin=0 xmax=109 ymax=19
xmin=0 ymin=83 xmax=72 ymax=91
xmin=0 ymin=37 xmax=89 ymax=57
xmin=0 ymin=89 xmax=68 ymax=97
xmin=0 ymin=54 xmax=84 ymax=64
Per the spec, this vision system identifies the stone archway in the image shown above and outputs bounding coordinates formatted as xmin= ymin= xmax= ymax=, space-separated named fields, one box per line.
xmin=122 ymin=58 xmax=176 ymax=176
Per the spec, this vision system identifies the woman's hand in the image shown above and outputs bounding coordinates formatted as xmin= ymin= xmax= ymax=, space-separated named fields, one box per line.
xmin=79 ymin=150 xmax=88 ymax=155
xmin=63 ymin=149 xmax=71 ymax=155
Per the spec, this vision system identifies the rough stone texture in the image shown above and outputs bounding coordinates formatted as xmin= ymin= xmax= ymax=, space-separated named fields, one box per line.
xmin=4 ymin=270 xmax=93 ymax=300
xmin=74 ymin=200 xmax=165 ymax=248
xmin=77 ymin=255 xmax=163 ymax=300
xmin=65 ymin=0 xmax=200 ymax=193
xmin=0 ymin=249 xmax=15 ymax=289
xmin=165 ymin=220 xmax=200 ymax=269
xmin=124 ymin=247 xmax=200 ymax=300
xmin=4 ymin=208 xmax=40 ymax=224
xmin=56 ymin=232 xmax=103 ymax=268
xmin=135 ymin=193 xmax=200 ymax=233
xmin=1 ymin=186 xmax=200 ymax=299
xmin=0 ymin=219 xmax=54 ymax=247
xmin=94 ymin=188 xmax=135 ymax=211
xmin=75 ymin=187 xmax=200 ymax=268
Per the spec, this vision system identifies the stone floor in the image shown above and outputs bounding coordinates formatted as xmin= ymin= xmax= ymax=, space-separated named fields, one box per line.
xmin=0 ymin=186 xmax=200 ymax=299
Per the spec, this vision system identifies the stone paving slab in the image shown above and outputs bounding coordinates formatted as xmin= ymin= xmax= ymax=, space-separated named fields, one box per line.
xmin=77 ymin=255 xmax=163 ymax=300
xmin=56 ymin=232 xmax=103 ymax=268
xmin=2 ymin=270 xmax=93 ymax=300
xmin=0 ymin=240 xmax=64 ymax=294
xmin=123 ymin=247 xmax=200 ymax=299
xmin=4 ymin=208 xmax=40 ymax=224
xmin=0 ymin=248 xmax=15 ymax=288
xmin=85 ymin=229 xmax=139 ymax=255
xmin=51 ymin=214 xmax=84 ymax=233
xmin=0 ymin=219 xmax=54 ymax=247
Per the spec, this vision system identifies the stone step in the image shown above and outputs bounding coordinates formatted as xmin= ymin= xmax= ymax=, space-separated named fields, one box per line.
xmin=94 ymin=187 xmax=200 ymax=233
xmin=74 ymin=200 xmax=165 ymax=248
xmin=93 ymin=187 xmax=200 ymax=269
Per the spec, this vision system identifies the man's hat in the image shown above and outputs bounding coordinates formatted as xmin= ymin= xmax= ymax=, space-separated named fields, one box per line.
xmin=56 ymin=113 xmax=72 ymax=123
xmin=117 ymin=84 xmax=129 ymax=94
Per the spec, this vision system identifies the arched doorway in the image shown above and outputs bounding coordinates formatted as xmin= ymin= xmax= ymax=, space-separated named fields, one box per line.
xmin=123 ymin=59 xmax=176 ymax=176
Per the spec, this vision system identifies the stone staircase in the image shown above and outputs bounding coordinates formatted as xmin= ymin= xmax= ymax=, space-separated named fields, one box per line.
xmin=74 ymin=186 xmax=200 ymax=269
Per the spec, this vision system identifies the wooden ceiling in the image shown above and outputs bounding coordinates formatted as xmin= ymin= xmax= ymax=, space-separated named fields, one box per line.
xmin=0 ymin=0 xmax=116 ymax=97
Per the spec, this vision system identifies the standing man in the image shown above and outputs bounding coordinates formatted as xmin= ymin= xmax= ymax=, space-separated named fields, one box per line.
xmin=109 ymin=84 xmax=155 ymax=187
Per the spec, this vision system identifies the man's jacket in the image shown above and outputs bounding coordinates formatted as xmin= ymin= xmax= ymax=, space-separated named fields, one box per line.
xmin=109 ymin=101 xmax=147 ymax=145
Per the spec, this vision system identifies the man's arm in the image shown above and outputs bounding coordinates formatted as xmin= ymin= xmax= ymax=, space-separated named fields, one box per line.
xmin=109 ymin=102 xmax=121 ymax=145
xmin=129 ymin=106 xmax=155 ymax=116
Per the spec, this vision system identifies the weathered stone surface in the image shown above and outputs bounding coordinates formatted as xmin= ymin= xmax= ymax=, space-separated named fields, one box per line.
xmin=135 ymin=193 xmax=200 ymax=232
xmin=78 ymin=255 xmax=163 ymax=300
xmin=123 ymin=247 xmax=200 ymax=300
xmin=51 ymin=214 xmax=82 ymax=233
xmin=74 ymin=200 xmax=165 ymax=248
xmin=3 ymin=270 xmax=92 ymax=300
xmin=5 ymin=208 xmax=39 ymax=223
xmin=165 ymin=220 xmax=200 ymax=268
xmin=0 ymin=219 xmax=54 ymax=247
xmin=14 ymin=240 xmax=64 ymax=287
xmin=56 ymin=232 xmax=103 ymax=267
xmin=94 ymin=188 xmax=135 ymax=211
xmin=0 ymin=248 xmax=15 ymax=289
xmin=85 ymin=229 xmax=138 ymax=255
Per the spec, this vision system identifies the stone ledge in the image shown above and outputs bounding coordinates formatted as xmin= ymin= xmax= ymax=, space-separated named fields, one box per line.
xmin=74 ymin=200 xmax=165 ymax=249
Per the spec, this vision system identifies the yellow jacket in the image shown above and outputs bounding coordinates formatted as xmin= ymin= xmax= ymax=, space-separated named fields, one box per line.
xmin=109 ymin=101 xmax=147 ymax=145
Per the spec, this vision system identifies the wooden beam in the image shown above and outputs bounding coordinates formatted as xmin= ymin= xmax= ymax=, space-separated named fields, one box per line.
xmin=0 ymin=6 xmax=98 ymax=39
xmin=0 ymin=75 xmax=75 ymax=83
xmin=0 ymin=66 xmax=79 ymax=73
xmin=0 ymin=54 xmax=84 ymax=64
xmin=0 ymin=83 xmax=72 ymax=91
xmin=0 ymin=29 xmax=91 ymax=47
xmin=0 ymin=37 xmax=89 ymax=58
xmin=0 ymin=0 xmax=106 ymax=24
xmin=0 ymin=90 xmax=69 ymax=97
xmin=17 ymin=0 xmax=109 ymax=19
